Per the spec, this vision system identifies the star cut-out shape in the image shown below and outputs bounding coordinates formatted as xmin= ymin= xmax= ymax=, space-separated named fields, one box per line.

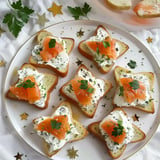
xmin=75 ymin=59 xmax=83 ymax=66
xmin=76 ymin=28 xmax=84 ymax=38
xmin=132 ymin=114 xmax=140 ymax=121
xmin=37 ymin=13 xmax=49 ymax=26
xmin=20 ymin=112 xmax=29 ymax=120
xmin=14 ymin=152 xmax=23 ymax=160
xmin=146 ymin=37 xmax=153 ymax=43
xmin=0 ymin=60 xmax=6 ymax=67
xmin=0 ymin=27 xmax=5 ymax=36
xmin=67 ymin=146 xmax=79 ymax=159
xmin=48 ymin=2 xmax=63 ymax=16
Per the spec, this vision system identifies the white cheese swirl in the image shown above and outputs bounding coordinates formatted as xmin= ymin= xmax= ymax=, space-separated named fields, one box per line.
xmin=63 ymin=67 xmax=106 ymax=112
xmin=85 ymin=27 xmax=120 ymax=67
xmin=114 ymin=73 xmax=151 ymax=107
xmin=32 ymin=36 xmax=69 ymax=71
xmin=99 ymin=110 xmax=134 ymax=152
xmin=16 ymin=68 xmax=47 ymax=108
xmin=33 ymin=106 xmax=79 ymax=152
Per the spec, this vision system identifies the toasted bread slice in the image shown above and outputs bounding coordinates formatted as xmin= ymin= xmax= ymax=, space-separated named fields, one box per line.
xmin=60 ymin=64 xmax=112 ymax=118
xmin=113 ymin=66 xmax=154 ymax=113
xmin=33 ymin=101 xmax=88 ymax=157
xmin=29 ymin=30 xmax=74 ymax=77
xmin=88 ymin=108 xmax=146 ymax=159
xmin=6 ymin=63 xmax=58 ymax=109
xmin=78 ymin=25 xmax=129 ymax=74
xmin=134 ymin=0 xmax=160 ymax=18
xmin=106 ymin=0 xmax=132 ymax=10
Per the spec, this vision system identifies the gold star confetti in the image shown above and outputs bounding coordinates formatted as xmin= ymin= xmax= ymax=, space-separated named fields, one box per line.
xmin=76 ymin=28 xmax=84 ymax=38
xmin=146 ymin=37 xmax=153 ymax=43
xmin=48 ymin=2 xmax=63 ymax=16
xmin=75 ymin=59 xmax=83 ymax=66
xmin=0 ymin=27 xmax=5 ymax=36
xmin=132 ymin=114 xmax=140 ymax=121
xmin=14 ymin=152 xmax=23 ymax=160
xmin=0 ymin=60 xmax=6 ymax=67
xmin=67 ymin=146 xmax=79 ymax=159
xmin=20 ymin=112 xmax=29 ymax=120
xmin=37 ymin=13 xmax=49 ymax=26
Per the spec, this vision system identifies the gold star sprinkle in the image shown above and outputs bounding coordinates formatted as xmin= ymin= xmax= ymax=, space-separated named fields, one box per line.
xmin=0 ymin=60 xmax=6 ymax=67
xmin=14 ymin=152 xmax=23 ymax=160
xmin=67 ymin=147 xmax=79 ymax=159
xmin=48 ymin=2 xmax=63 ymax=16
xmin=76 ymin=28 xmax=84 ymax=38
xmin=37 ymin=13 xmax=49 ymax=26
xmin=0 ymin=27 xmax=5 ymax=36
xmin=20 ymin=112 xmax=29 ymax=120
xmin=146 ymin=37 xmax=153 ymax=43
xmin=132 ymin=114 xmax=140 ymax=122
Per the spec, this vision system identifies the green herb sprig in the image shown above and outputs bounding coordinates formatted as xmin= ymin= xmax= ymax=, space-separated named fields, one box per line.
xmin=119 ymin=86 xmax=124 ymax=96
xmin=67 ymin=2 xmax=92 ymax=20
xmin=112 ymin=120 xmax=124 ymax=137
xmin=79 ymin=80 xmax=94 ymax=93
xmin=3 ymin=0 xmax=34 ymax=37
xmin=51 ymin=120 xmax=62 ymax=130
xmin=129 ymin=80 xmax=139 ymax=90
xmin=49 ymin=39 xmax=56 ymax=48
xmin=127 ymin=60 xmax=137 ymax=69
xmin=17 ymin=79 xmax=35 ymax=89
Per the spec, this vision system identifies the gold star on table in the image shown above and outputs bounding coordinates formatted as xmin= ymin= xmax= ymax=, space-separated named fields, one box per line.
xmin=14 ymin=152 xmax=23 ymax=160
xmin=75 ymin=59 xmax=83 ymax=66
xmin=0 ymin=27 xmax=5 ymax=36
xmin=20 ymin=112 xmax=29 ymax=120
xmin=76 ymin=28 xmax=84 ymax=38
xmin=146 ymin=37 xmax=153 ymax=43
xmin=67 ymin=146 xmax=79 ymax=159
xmin=48 ymin=2 xmax=63 ymax=16
xmin=132 ymin=114 xmax=140 ymax=122
xmin=37 ymin=13 xmax=49 ymax=26
xmin=0 ymin=60 xmax=6 ymax=67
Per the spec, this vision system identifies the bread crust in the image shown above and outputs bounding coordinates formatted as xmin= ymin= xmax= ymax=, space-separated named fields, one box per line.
xmin=6 ymin=63 xmax=58 ymax=109
xmin=113 ymin=66 xmax=155 ymax=113
xmin=29 ymin=30 xmax=75 ymax=77
xmin=88 ymin=107 xmax=146 ymax=159
xmin=78 ymin=25 xmax=129 ymax=74
xmin=60 ymin=64 xmax=112 ymax=118
xmin=33 ymin=101 xmax=88 ymax=157
xmin=106 ymin=0 xmax=131 ymax=10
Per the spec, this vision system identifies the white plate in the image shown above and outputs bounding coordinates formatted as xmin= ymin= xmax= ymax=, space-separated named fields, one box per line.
xmin=3 ymin=20 xmax=160 ymax=160
xmin=94 ymin=0 xmax=160 ymax=31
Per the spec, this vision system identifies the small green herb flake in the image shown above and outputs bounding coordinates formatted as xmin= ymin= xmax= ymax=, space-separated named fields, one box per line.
xmin=129 ymin=80 xmax=139 ymax=90
xmin=96 ymin=47 xmax=99 ymax=55
xmin=17 ymin=79 xmax=35 ymax=89
xmin=119 ymin=86 xmax=124 ymax=96
xmin=67 ymin=2 xmax=92 ymax=20
xmin=51 ymin=120 xmax=62 ymax=129
xmin=87 ymin=87 xmax=94 ymax=93
xmin=102 ymin=41 xmax=110 ymax=48
xmin=127 ymin=60 xmax=137 ymax=69
xmin=78 ymin=80 xmax=94 ymax=93
xmin=79 ymin=80 xmax=88 ymax=89
xmin=3 ymin=0 xmax=34 ymax=37
xmin=112 ymin=120 xmax=124 ymax=137
xmin=49 ymin=39 xmax=56 ymax=48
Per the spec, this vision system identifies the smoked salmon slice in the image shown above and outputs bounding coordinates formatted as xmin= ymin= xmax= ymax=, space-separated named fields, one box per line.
xmin=101 ymin=119 xmax=126 ymax=144
xmin=86 ymin=37 xmax=117 ymax=59
xmin=120 ymin=78 xmax=146 ymax=103
xmin=40 ymin=37 xmax=64 ymax=62
xmin=35 ymin=115 xmax=70 ymax=140
xmin=71 ymin=77 xmax=94 ymax=106
xmin=10 ymin=76 xmax=41 ymax=103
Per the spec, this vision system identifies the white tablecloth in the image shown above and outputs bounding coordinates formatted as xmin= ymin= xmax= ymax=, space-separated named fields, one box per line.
xmin=0 ymin=0 xmax=160 ymax=160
